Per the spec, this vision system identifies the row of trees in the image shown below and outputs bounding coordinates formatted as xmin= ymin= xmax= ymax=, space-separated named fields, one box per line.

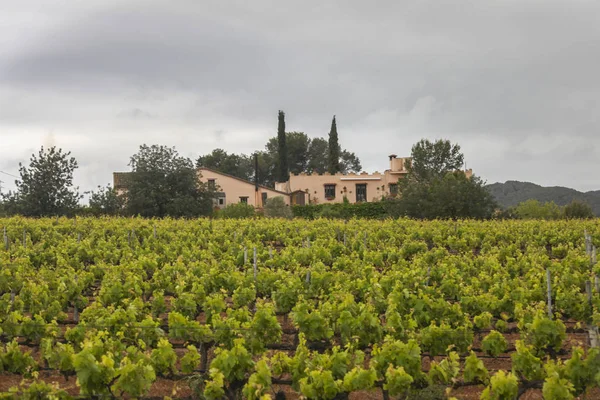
xmin=197 ymin=113 xmax=361 ymax=187
xmin=0 ymin=145 xmax=215 ymax=218
xmin=501 ymin=199 xmax=595 ymax=219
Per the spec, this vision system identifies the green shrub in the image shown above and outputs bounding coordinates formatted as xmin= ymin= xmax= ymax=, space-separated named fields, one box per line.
xmin=216 ymin=203 xmax=256 ymax=219
xmin=564 ymin=200 xmax=594 ymax=219
xmin=264 ymin=197 xmax=292 ymax=219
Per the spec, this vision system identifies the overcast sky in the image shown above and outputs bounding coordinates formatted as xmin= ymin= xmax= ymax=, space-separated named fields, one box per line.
xmin=2 ymin=0 xmax=599 ymax=194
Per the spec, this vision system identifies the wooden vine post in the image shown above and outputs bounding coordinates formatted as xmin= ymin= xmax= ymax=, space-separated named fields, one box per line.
xmin=546 ymin=268 xmax=553 ymax=318
xmin=253 ymin=247 xmax=257 ymax=282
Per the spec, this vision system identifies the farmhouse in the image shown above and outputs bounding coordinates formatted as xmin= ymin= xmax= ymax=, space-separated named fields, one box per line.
xmin=113 ymin=154 xmax=473 ymax=209
xmin=113 ymin=168 xmax=290 ymax=209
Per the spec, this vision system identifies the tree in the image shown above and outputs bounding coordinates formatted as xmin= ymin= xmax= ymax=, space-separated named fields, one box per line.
xmin=276 ymin=110 xmax=289 ymax=182
xmin=196 ymin=149 xmax=253 ymax=181
xmin=1 ymin=146 xmax=80 ymax=216
xmin=328 ymin=116 xmax=341 ymax=174
xmin=563 ymin=200 xmax=594 ymax=219
xmin=196 ymin=127 xmax=362 ymax=186
xmin=306 ymin=138 xmax=329 ymax=174
xmin=126 ymin=145 xmax=214 ymax=218
xmin=407 ymin=139 xmax=464 ymax=183
xmin=395 ymin=172 xmax=497 ymax=219
xmin=307 ymin=139 xmax=361 ymax=175
xmin=266 ymin=132 xmax=311 ymax=175
xmin=340 ymin=150 xmax=362 ymax=174
xmin=87 ymin=185 xmax=124 ymax=216
xmin=393 ymin=139 xmax=496 ymax=219
xmin=513 ymin=199 xmax=562 ymax=220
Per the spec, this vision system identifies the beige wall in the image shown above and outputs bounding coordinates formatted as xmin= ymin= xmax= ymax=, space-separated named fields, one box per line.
xmin=283 ymin=170 xmax=407 ymax=204
xmin=198 ymin=168 xmax=290 ymax=207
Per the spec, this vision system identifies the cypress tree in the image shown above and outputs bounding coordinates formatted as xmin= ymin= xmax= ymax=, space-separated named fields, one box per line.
xmin=277 ymin=110 xmax=289 ymax=182
xmin=328 ymin=115 xmax=341 ymax=174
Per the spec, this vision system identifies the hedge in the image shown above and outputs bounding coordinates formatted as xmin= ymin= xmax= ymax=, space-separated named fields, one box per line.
xmin=292 ymin=201 xmax=393 ymax=219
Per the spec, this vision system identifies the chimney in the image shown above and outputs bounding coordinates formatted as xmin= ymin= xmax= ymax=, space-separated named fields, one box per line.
xmin=254 ymin=153 xmax=259 ymax=192
xmin=389 ymin=154 xmax=398 ymax=171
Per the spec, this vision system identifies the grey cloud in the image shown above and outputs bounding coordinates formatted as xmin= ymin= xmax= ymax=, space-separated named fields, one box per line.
xmin=1 ymin=0 xmax=600 ymax=193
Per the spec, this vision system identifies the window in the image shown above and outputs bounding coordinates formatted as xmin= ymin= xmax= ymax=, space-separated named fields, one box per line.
xmin=324 ymin=184 xmax=336 ymax=199
xmin=356 ymin=184 xmax=367 ymax=202
xmin=239 ymin=196 xmax=248 ymax=204
xmin=261 ymin=192 xmax=268 ymax=205
xmin=207 ymin=179 xmax=216 ymax=190
xmin=218 ymin=198 xmax=224 ymax=205
xmin=389 ymin=183 xmax=398 ymax=196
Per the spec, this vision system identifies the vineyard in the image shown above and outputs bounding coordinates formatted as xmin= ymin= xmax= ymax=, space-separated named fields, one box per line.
xmin=0 ymin=217 xmax=599 ymax=399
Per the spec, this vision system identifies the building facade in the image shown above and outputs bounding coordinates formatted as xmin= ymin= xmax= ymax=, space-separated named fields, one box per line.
xmin=113 ymin=154 xmax=472 ymax=209
xmin=276 ymin=155 xmax=473 ymax=205
xmin=197 ymin=167 xmax=290 ymax=208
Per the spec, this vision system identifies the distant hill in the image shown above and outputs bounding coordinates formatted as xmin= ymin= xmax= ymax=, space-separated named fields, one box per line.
xmin=486 ymin=181 xmax=600 ymax=216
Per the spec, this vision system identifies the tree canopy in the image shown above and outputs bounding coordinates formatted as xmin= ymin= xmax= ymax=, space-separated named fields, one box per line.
xmin=126 ymin=145 xmax=214 ymax=218
xmin=197 ymin=132 xmax=361 ymax=187
xmin=276 ymin=110 xmax=289 ymax=183
xmin=394 ymin=139 xmax=496 ymax=219
xmin=87 ymin=185 xmax=124 ymax=216
xmin=1 ymin=146 xmax=81 ymax=216
xmin=328 ymin=116 xmax=341 ymax=174
xmin=407 ymin=139 xmax=464 ymax=183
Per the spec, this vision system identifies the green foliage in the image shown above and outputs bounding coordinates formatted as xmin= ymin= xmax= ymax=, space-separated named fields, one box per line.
xmin=328 ymin=115 xmax=341 ymax=174
xmin=292 ymin=201 xmax=387 ymax=219
xmin=408 ymin=139 xmax=464 ymax=183
xmin=1 ymin=146 xmax=80 ymax=217
xmin=463 ymin=351 xmax=489 ymax=384
xmin=3 ymin=377 xmax=72 ymax=400
xmin=197 ymin=129 xmax=360 ymax=188
xmin=524 ymin=314 xmax=566 ymax=355
xmin=204 ymin=368 xmax=226 ymax=400
xmin=1 ymin=340 xmax=37 ymax=375
xmin=428 ymin=351 xmax=460 ymax=385
xmin=514 ymin=199 xmax=563 ymax=220
xmin=383 ymin=365 xmax=413 ymax=397
xmin=342 ymin=366 xmax=377 ymax=392
xmin=511 ymin=340 xmax=544 ymax=381
xmin=474 ymin=311 xmax=493 ymax=331
xmin=86 ymin=184 xmax=124 ymax=216
xmin=299 ymin=369 xmax=340 ymax=400
xmin=495 ymin=319 xmax=508 ymax=333
xmin=197 ymin=149 xmax=254 ymax=181
xmin=264 ymin=196 xmax=292 ymax=219
xmin=244 ymin=301 xmax=282 ymax=354
xmin=370 ymin=338 xmax=423 ymax=380
xmin=217 ymin=203 xmax=256 ymax=219
xmin=277 ymin=110 xmax=289 ymax=182
xmin=481 ymin=370 xmax=519 ymax=400
xmin=150 ymin=338 xmax=177 ymax=376
xmin=113 ymin=357 xmax=156 ymax=398
xmin=180 ymin=345 xmax=201 ymax=374
xmin=398 ymin=172 xmax=497 ymax=219
xmin=420 ymin=323 xmax=473 ymax=356
xmin=242 ymin=359 xmax=272 ymax=400
xmin=563 ymin=200 xmax=594 ymax=219
xmin=210 ymin=338 xmax=254 ymax=383
xmin=168 ymin=312 xmax=213 ymax=344
xmin=233 ymin=285 xmax=257 ymax=309
xmin=291 ymin=302 xmax=333 ymax=342
xmin=73 ymin=349 xmax=116 ymax=396
xmin=482 ymin=330 xmax=508 ymax=357
xmin=125 ymin=144 xmax=214 ymax=217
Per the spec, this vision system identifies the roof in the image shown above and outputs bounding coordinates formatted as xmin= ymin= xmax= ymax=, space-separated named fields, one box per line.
xmin=112 ymin=168 xmax=291 ymax=197
xmin=197 ymin=167 xmax=290 ymax=196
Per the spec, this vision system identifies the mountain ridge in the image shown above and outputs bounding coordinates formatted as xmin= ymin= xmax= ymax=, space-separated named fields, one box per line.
xmin=486 ymin=180 xmax=600 ymax=216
